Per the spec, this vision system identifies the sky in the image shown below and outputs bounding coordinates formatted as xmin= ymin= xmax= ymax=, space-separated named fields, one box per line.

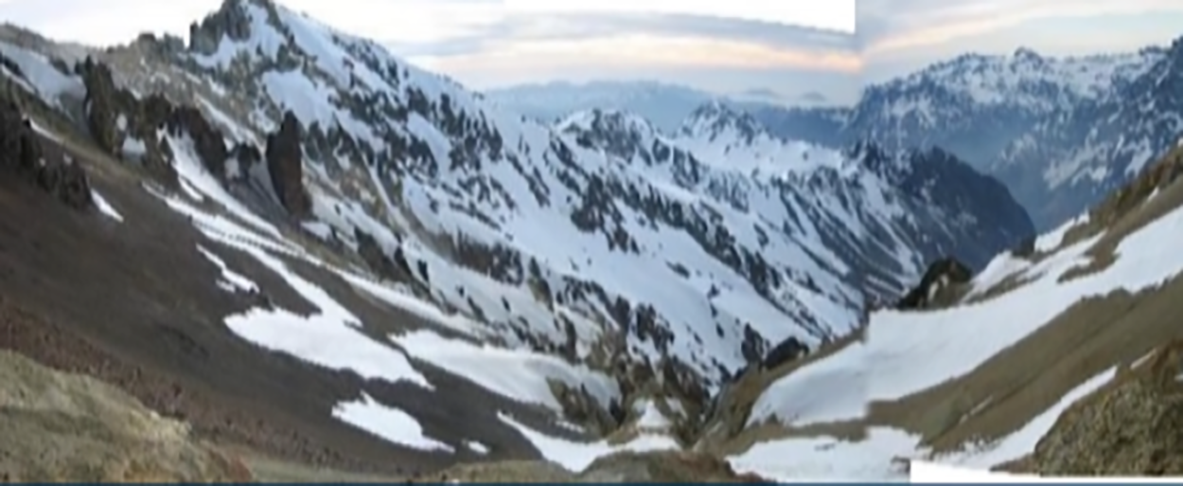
xmin=860 ymin=0 xmax=1183 ymax=82
xmin=0 ymin=0 xmax=1181 ymax=104
xmin=0 ymin=0 xmax=861 ymax=104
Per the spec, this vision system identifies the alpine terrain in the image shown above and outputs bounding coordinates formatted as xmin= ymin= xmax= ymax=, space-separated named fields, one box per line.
xmin=0 ymin=0 xmax=1180 ymax=481
xmin=752 ymin=41 xmax=1183 ymax=231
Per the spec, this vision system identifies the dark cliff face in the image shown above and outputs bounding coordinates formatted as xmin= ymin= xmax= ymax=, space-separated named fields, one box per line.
xmin=265 ymin=111 xmax=311 ymax=218
xmin=0 ymin=97 xmax=93 ymax=210
xmin=901 ymin=146 xmax=1037 ymax=270
xmin=847 ymin=141 xmax=1036 ymax=272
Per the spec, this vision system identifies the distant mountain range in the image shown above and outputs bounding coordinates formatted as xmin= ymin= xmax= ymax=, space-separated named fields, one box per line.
xmin=492 ymin=40 xmax=1183 ymax=230
xmin=484 ymin=80 xmax=839 ymax=135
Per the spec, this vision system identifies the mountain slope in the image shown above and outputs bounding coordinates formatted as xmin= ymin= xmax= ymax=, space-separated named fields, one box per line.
xmin=808 ymin=43 xmax=1181 ymax=230
xmin=486 ymin=80 xmax=720 ymax=134
xmin=0 ymin=0 xmax=1032 ymax=479
xmin=705 ymin=143 xmax=1183 ymax=480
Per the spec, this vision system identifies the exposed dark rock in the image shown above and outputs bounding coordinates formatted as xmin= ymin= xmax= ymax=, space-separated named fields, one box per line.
xmin=760 ymin=336 xmax=809 ymax=371
xmin=166 ymin=104 xmax=228 ymax=179
xmin=0 ymin=99 xmax=93 ymax=210
xmin=187 ymin=0 xmax=257 ymax=54
xmin=77 ymin=57 xmax=233 ymax=187
xmin=353 ymin=229 xmax=424 ymax=294
xmin=1011 ymin=235 xmax=1037 ymax=258
xmin=265 ymin=111 xmax=311 ymax=218
xmin=740 ymin=324 xmax=766 ymax=365
xmin=548 ymin=380 xmax=617 ymax=436
xmin=229 ymin=141 xmax=261 ymax=169
xmin=895 ymin=257 xmax=972 ymax=311
xmin=657 ymin=357 xmax=709 ymax=413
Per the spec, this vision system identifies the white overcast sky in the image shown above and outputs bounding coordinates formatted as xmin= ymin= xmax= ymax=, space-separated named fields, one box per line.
xmin=0 ymin=0 xmax=1180 ymax=103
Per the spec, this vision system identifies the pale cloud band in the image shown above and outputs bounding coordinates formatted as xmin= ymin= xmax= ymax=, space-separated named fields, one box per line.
xmin=504 ymin=0 xmax=855 ymax=33
xmin=860 ymin=0 xmax=1183 ymax=56
xmin=1 ymin=0 xmax=1180 ymax=104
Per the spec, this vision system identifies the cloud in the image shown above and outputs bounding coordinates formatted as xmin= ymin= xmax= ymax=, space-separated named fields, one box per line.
xmin=415 ymin=32 xmax=859 ymax=76
xmin=504 ymin=0 xmax=856 ymax=32
xmin=0 ymin=0 xmax=858 ymax=95
xmin=859 ymin=0 xmax=1183 ymax=56
xmin=397 ymin=13 xmax=859 ymax=77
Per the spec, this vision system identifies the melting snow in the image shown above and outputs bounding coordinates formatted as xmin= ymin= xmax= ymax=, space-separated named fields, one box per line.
xmin=168 ymin=135 xmax=283 ymax=239
xmin=218 ymin=239 xmax=430 ymax=389
xmin=728 ymin=427 xmax=916 ymax=482
xmin=389 ymin=329 xmax=618 ymax=411
xmin=498 ymin=412 xmax=678 ymax=472
xmin=464 ymin=440 xmax=489 ymax=454
xmin=195 ymin=244 xmax=257 ymax=293
xmin=332 ymin=392 xmax=452 ymax=452
xmin=0 ymin=40 xmax=85 ymax=106
xmin=633 ymin=400 xmax=672 ymax=430
xmin=90 ymin=190 xmax=124 ymax=222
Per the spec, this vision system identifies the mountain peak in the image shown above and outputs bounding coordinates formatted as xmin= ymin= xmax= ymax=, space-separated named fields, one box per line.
xmin=187 ymin=0 xmax=272 ymax=53
xmin=1012 ymin=46 xmax=1044 ymax=63
xmin=557 ymin=108 xmax=656 ymax=139
xmin=681 ymin=100 xmax=765 ymax=142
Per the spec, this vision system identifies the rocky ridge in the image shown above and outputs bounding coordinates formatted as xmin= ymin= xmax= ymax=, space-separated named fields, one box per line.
xmin=3 ymin=0 xmax=1032 ymax=394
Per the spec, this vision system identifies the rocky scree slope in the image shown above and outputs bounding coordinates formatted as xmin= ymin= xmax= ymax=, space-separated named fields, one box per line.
xmin=0 ymin=0 xmax=1028 ymax=479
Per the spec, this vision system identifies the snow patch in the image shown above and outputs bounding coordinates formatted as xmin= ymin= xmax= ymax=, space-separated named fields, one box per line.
xmin=333 ymin=392 xmax=452 ymax=452
xmin=90 ymin=190 xmax=124 ymax=222
xmin=498 ymin=412 xmax=678 ymax=472
xmin=390 ymin=329 xmax=618 ymax=411
xmin=195 ymin=244 xmax=257 ymax=293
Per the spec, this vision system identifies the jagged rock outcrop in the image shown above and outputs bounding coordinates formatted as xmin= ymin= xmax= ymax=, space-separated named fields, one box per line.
xmin=0 ymin=350 xmax=253 ymax=482
xmin=1018 ymin=340 xmax=1183 ymax=475
xmin=759 ymin=336 xmax=809 ymax=371
xmin=187 ymin=0 xmax=257 ymax=54
xmin=0 ymin=99 xmax=92 ymax=209
xmin=549 ymin=380 xmax=619 ymax=436
xmin=895 ymin=257 xmax=973 ymax=310
xmin=265 ymin=111 xmax=310 ymax=217
xmin=76 ymin=58 xmax=231 ymax=186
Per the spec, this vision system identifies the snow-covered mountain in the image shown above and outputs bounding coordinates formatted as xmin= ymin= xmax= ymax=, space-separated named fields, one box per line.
xmin=747 ymin=103 xmax=851 ymax=149
xmin=0 ymin=0 xmax=1048 ymax=480
xmin=708 ymin=140 xmax=1183 ymax=480
xmin=60 ymin=0 xmax=1027 ymax=387
xmin=486 ymin=80 xmax=720 ymax=135
xmin=780 ymin=43 xmax=1183 ymax=230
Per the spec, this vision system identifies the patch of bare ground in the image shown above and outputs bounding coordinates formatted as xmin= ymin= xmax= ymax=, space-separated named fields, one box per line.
xmin=0 ymin=349 xmax=254 ymax=482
